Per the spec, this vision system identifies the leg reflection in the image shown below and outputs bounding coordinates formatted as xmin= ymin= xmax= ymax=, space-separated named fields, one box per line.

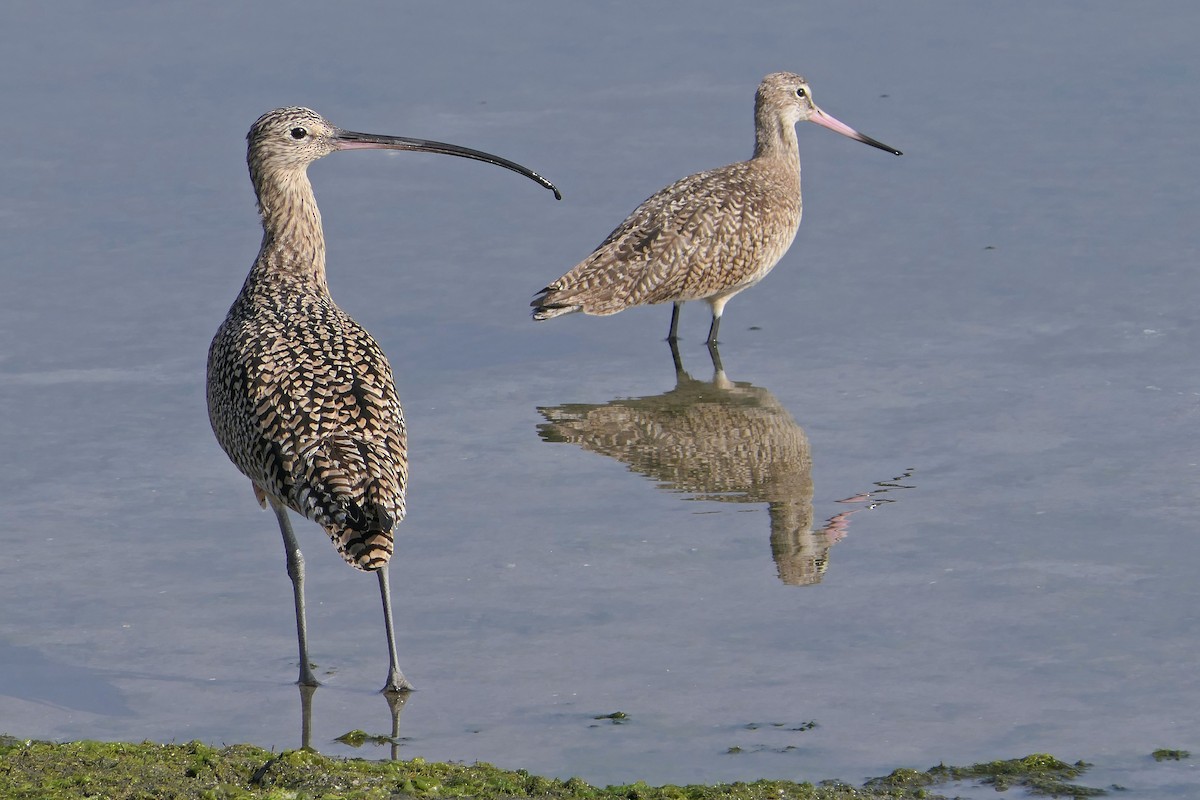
xmin=383 ymin=689 xmax=410 ymax=761
xmin=298 ymin=683 xmax=316 ymax=750
xmin=298 ymin=683 xmax=411 ymax=759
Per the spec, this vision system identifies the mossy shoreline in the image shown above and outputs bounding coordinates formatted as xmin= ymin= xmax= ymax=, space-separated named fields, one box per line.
xmin=0 ymin=735 xmax=1145 ymax=800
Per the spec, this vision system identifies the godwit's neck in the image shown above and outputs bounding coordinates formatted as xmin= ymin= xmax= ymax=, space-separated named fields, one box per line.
xmin=753 ymin=109 xmax=800 ymax=165
xmin=249 ymin=167 xmax=329 ymax=294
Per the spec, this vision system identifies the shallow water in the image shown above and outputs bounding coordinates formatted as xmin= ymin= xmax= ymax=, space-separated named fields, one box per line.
xmin=2 ymin=2 xmax=1198 ymax=796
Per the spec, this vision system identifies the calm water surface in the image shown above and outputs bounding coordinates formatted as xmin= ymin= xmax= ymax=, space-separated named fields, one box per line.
xmin=1 ymin=2 xmax=1198 ymax=796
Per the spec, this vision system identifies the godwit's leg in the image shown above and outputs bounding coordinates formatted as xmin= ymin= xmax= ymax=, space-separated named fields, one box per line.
xmin=668 ymin=337 xmax=685 ymax=377
xmin=667 ymin=302 xmax=683 ymax=342
xmin=706 ymin=294 xmax=734 ymax=346
xmin=377 ymin=567 xmax=414 ymax=693
xmin=706 ymin=314 xmax=722 ymax=346
xmin=706 ymin=339 xmax=725 ymax=375
xmin=271 ymin=498 xmax=319 ymax=687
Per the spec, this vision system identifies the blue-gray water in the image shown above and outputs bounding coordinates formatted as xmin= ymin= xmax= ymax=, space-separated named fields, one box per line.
xmin=1 ymin=2 xmax=1198 ymax=796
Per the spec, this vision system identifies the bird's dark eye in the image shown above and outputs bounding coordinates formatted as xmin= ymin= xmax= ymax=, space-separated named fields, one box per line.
xmin=795 ymin=88 xmax=807 ymax=98
xmin=290 ymin=127 xmax=308 ymax=139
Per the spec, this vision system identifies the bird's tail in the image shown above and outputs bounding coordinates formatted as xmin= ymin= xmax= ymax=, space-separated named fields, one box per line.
xmin=296 ymin=434 xmax=404 ymax=571
xmin=332 ymin=524 xmax=394 ymax=571
xmin=531 ymin=285 xmax=583 ymax=320
xmin=327 ymin=468 xmax=401 ymax=571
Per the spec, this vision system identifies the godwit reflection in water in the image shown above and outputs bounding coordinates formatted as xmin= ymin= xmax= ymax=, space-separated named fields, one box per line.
xmin=537 ymin=343 xmax=913 ymax=585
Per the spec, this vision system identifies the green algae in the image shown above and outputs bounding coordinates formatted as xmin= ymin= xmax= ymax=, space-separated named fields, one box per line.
xmin=0 ymin=736 xmax=1113 ymax=800
xmin=741 ymin=723 xmax=816 ymax=732
xmin=866 ymin=754 xmax=1103 ymax=797
xmin=334 ymin=730 xmax=400 ymax=748
xmin=728 ymin=721 xmax=818 ymax=755
xmin=1151 ymin=748 xmax=1190 ymax=762
xmin=592 ymin=712 xmax=629 ymax=725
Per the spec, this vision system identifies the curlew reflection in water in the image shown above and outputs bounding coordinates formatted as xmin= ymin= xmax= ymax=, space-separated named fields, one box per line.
xmin=538 ymin=343 xmax=889 ymax=585
xmin=290 ymin=685 xmax=408 ymax=760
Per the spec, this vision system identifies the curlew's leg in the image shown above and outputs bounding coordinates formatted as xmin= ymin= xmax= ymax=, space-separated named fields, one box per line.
xmin=298 ymin=683 xmax=316 ymax=750
xmin=382 ymin=687 xmax=410 ymax=760
xmin=377 ymin=566 xmax=414 ymax=693
xmin=667 ymin=302 xmax=683 ymax=342
xmin=271 ymin=499 xmax=319 ymax=687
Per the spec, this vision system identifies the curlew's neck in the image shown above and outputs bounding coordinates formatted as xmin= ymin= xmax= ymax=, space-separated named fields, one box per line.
xmin=248 ymin=167 xmax=330 ymax=295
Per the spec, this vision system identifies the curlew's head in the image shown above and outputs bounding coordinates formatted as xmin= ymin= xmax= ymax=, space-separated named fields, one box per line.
xmin=246 ymin=106 xmax=561 ymax=198
xmin=247 ymin=107 xmax=344 ymax=174
xmin=757 ymin=72 xmax=901 ymax=156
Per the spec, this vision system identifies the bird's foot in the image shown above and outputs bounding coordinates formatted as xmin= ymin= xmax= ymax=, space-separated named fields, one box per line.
xmin=382 ymin=669 xmax=414 ymax=694
xmin=297 ymin=662 xmax=320 ymax=687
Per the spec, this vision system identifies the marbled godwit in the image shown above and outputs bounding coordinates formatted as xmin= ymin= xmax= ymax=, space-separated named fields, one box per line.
xmin=538 ymin=345 xmax=916 ymax=584
xmin=532 ymin=72 xmax=899 ymax=344
xmin=207 ymin=107 xmax=558 ymax=692
xmin=537 ymin=343 xmax=822 ymax=584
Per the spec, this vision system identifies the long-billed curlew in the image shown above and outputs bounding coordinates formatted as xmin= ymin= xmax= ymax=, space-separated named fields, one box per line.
xmin=207 ymin=107 xmax=559 ymax=693
xmin=531 ymin=72 xmax=900 ymax=344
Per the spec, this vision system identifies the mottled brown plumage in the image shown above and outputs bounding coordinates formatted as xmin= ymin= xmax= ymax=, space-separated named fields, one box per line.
xmin=536 ymin=344 xmax=830 ymax=585
xmin=532 ymin=72 xmax=900 ymax=344
xmin=207 ymin=106 xmax=558 ymax=692
xmin=537 ymin=346 xmax=917 ymax=585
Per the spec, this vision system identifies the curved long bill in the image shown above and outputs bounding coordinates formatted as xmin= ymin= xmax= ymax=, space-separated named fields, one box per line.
xmin=808 ymin=107 xmax=902 ymax=156
xmin=334 ymin=128 xmax=562 ymax=199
